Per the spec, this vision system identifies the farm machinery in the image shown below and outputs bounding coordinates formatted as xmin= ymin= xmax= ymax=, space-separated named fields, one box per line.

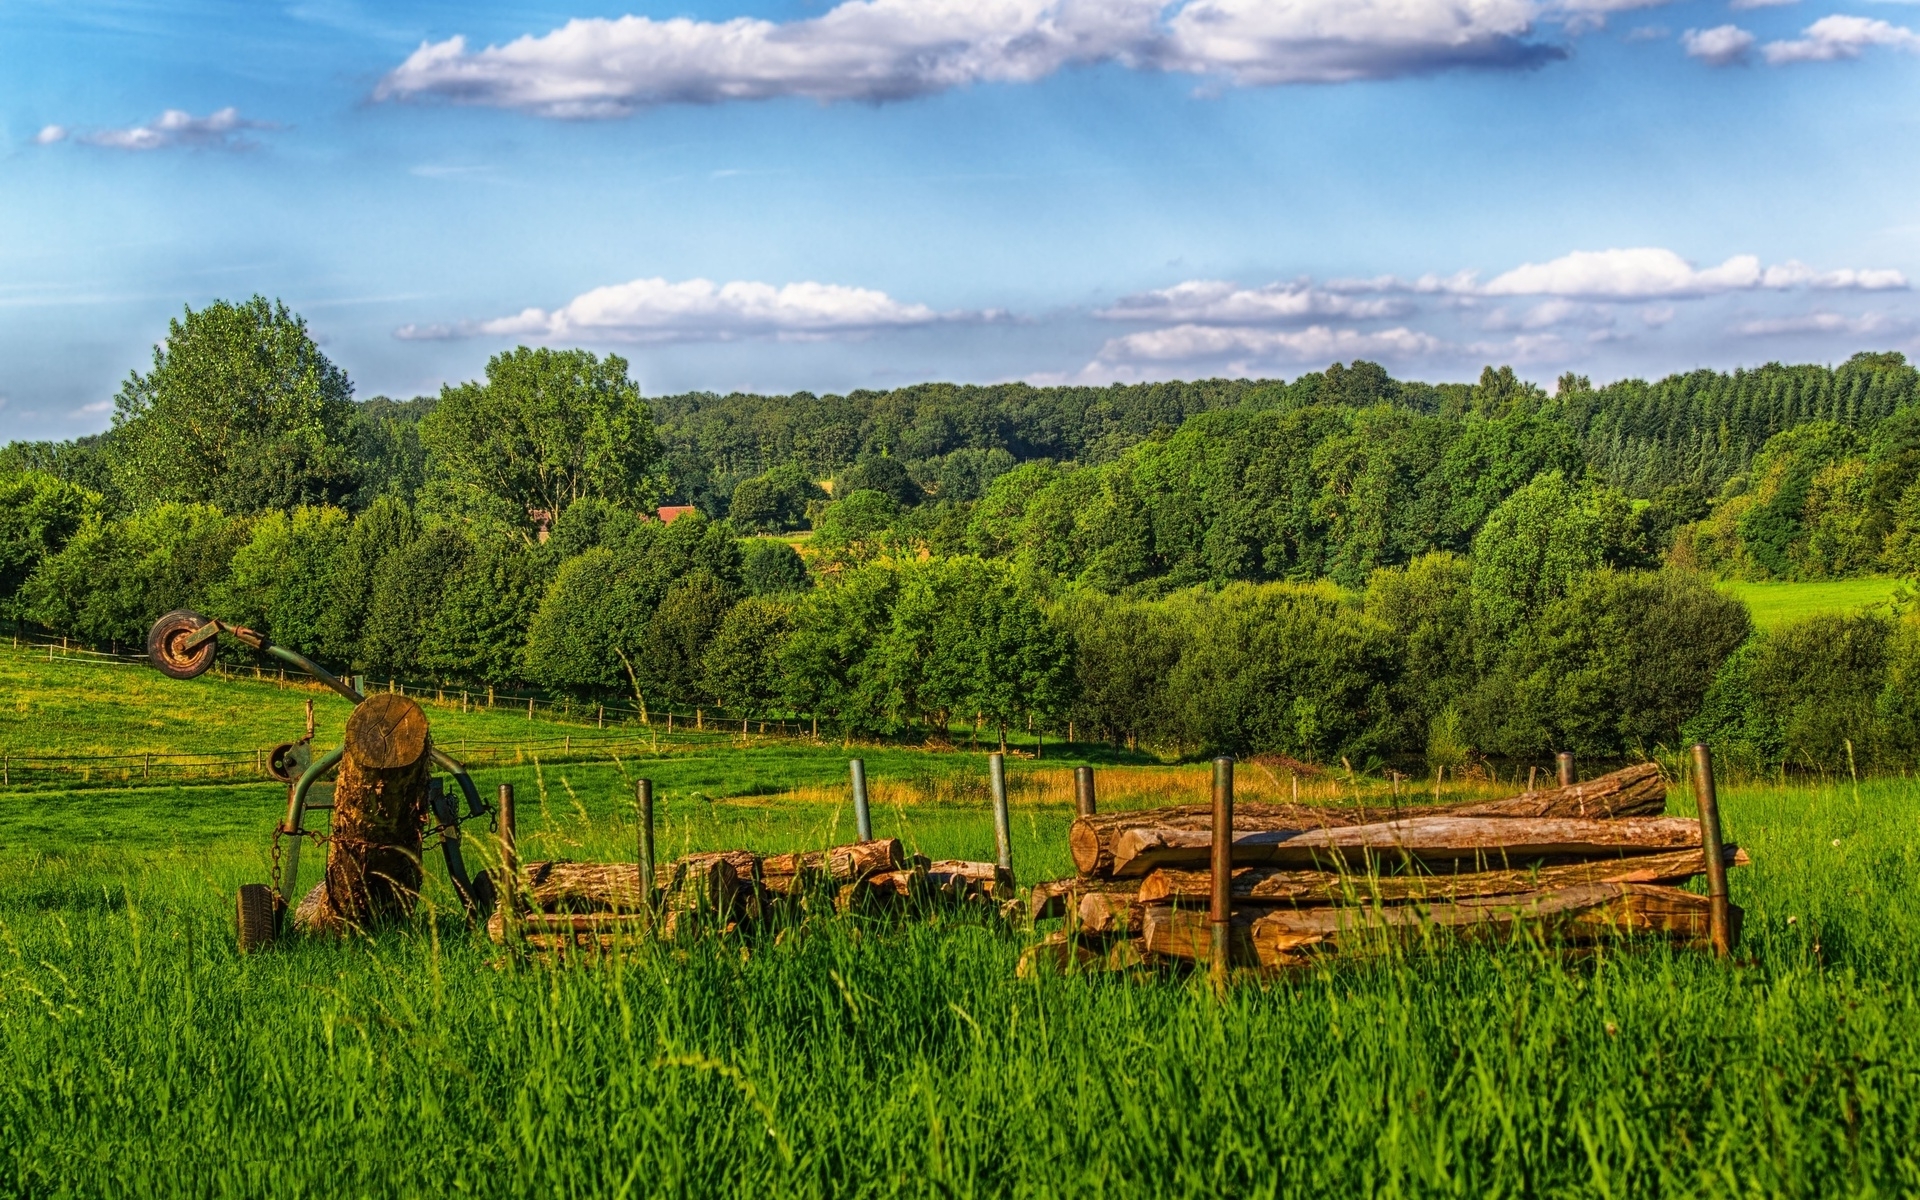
xmin=145 ymin=609 xmax=496 ymax=952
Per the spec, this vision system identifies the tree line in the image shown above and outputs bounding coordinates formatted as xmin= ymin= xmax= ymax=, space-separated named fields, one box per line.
xmin=5 ymin=295 xmax=1920 ymax=771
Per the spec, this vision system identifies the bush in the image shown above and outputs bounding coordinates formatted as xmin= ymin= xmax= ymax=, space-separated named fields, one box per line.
xmin=1688 ymin=612 xmax=1892 ymax=772
xmin=741 ymin=540 xmax=810 ymax=595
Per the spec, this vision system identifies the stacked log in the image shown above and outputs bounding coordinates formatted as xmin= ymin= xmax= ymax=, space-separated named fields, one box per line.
xmin=1021 ymin=762 xmax=1748 ymax=977
xmin=489 ymin=836 xmax=1008 ymax=947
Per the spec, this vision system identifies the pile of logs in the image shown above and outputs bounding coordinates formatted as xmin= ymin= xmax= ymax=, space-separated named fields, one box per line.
xmin=1022 ymin=760 xmax=1749 ymax=976
xmin=490 ymin=837 xmax=1015 ymax=951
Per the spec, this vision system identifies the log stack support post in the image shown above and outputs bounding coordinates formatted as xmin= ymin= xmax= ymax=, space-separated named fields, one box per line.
xmin=1690 ymin=743 xmax=1733 ymax=957
xmin=499 ymin=782 xmax=520 ymax=942
xmin=637 ymin=778 xmax=656 ymax=915
xmin=990 ymin=752 xmax=1013 ymax=875
xmin=1557 ymin=753 xmax=1576 ymax=787
xmin=851 ymin=758 xmax=872 ymax=842
xmin=1211 ymin=755 xmax=1233 ymax=994
xmin=1075 ymin=767 xmax=1097 ymax=817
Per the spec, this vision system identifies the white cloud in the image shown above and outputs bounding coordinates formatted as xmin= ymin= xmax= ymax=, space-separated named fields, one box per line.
xmin=1762 ymin=14 xmax=1920 ymax=63
xmin=1733 ymin=311 xmax=1910 ymax=336
xmin=1324 ymin=269 xmax=1481 ymax=294
xmin=1683 ymin=24 xmax=1756 ymax=63
xmin=1480 ymin=246 xmax=1907 ymax=297
xmin=1096 ymin=323 xmax=1444 ymax=363
xmin=397 ymin=276 xmax=961 ymax=342
xmin=1096 ymin=279 xmax=1410 ymax=323
xmin=375 ymin=0 xmax=1570 ymax=117
xmin=1482 ymin=298 xmax=1617 ymax=330
xmin=48 ymin=108 xmax=274 ymax=151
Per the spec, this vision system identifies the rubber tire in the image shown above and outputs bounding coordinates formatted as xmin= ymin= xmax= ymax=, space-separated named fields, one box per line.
xmin=148 ymin=609 xmax=216 ymax=680
xmin=236 ymin=883 xmax=278 ymax=954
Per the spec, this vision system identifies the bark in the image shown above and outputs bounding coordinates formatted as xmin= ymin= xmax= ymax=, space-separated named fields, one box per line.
xmin=1140 ymin=882 xmax=1737 ymax=968
xmin=923 ymin=859 xmax=1015 ymax=902
xmin=295 ymin=694 xmax=430 ymax=935
xmin=1137 ymin=845 xmax=1748 ymax=905
xmin=1076 ymin=889 xmax=1142 ymax=935
xmin=1111 ymin=816 xmax=1704 ymax=877
xmin=1069 ymin=761 xmax=1668 ymax=877
xmin=524 ymin=860 xmax=649 ymax=912
xmin=761 ymin=838 xmax=904 ymax=896
xmin=1016 ymin=931 xmax=1146 ymax=978
xmin=1029 ymin=877 xmax=1139 ymax=921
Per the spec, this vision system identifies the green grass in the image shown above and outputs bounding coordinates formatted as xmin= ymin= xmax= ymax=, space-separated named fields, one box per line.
xmin=3 ymin=661 xmax=1920 ymax=1193
xmin=1718 ymin=576 xmax=1908 ymax=630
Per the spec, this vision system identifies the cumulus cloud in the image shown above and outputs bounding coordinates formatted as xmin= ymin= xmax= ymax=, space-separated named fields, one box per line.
xmin=1480 ymin=247 xmax=1907 ymax=298
xmin=1097 ymin=279 xmax=1411 ymax=323
xmin=1762 ymin=15 xmax=1920 ymax=63
xmin=1732 ymin=311 xmax=1910 ymax=336
xmin=396 ymin=276 xmax=961 ymax=343
xmin=39 ymin=108 xmax=274 ymax=151
xmin=1683 ymin=24 xmax=1756 ymax=64
xmin=375 ymin=0 xmax=1572 ymax=117
xmin=1096 ymin=323 xmax=1444 ymax=364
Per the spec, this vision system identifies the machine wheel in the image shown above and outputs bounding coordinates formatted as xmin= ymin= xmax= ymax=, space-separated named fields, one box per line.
xmin=148 ymin=609 xmax=216 ymax=679
xmin=236 ymin=883 xmax=279 ymax=953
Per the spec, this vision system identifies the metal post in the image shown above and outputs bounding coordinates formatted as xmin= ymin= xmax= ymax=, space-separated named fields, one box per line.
xmin=1690 ymin=743 xmax=1733 ymax=958
xmin=637 ymin=778 xmax=655 ymax=911
xmin=850 ymin=758 xmax=872 ymax=841
xmin=499 ymin=783 xmax=519 ymax=935
xmin=990 ymin=752 xmax=1012 ymax=874
xmin=1557 ymin=752 xmax=1575 ymax=787
xmin=1211 ymin=756 xmax=1234 ymax=995
xmin=1075 ymin=766 xmax=1097 ymax=817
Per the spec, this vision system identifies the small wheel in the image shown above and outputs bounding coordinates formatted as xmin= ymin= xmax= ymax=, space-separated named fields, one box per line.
xmin=148 ymin=609 xmax=216 ymax=680
xmin=236 ymin=883 xmax=279 ymax=953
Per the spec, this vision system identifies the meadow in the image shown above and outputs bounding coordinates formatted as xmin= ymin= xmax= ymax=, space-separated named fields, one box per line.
xmin=1717 ymin=576 xmax=1908 ymax=630
xmin=0 ymin=651 xmax=1918 ymax=1195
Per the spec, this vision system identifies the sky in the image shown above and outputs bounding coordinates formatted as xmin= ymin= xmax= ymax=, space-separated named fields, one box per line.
xmin=4 ymin=0 xmax=1920 ymax=441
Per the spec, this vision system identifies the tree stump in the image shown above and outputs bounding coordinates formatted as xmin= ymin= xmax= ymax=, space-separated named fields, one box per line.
xmin=294 ymin=694 xmax=431 ymax=936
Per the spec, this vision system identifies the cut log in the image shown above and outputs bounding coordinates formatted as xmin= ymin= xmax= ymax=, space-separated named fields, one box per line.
xmin=1141 ymin=883 xmax=1737 ymax=968
xmin=761 ymin=838 xmax=904 ymax=895
xmin=1069 ymin=761 xmax=1669 ymax=877
xmin=524 ymin=861 xmax=648 ymax=912
xmin=1111 ymin=816 xmax=1703 ymax=877
xmin=1016 ymin=932 xmax=1147 ymax=978
xmin=1137 ymin=845 xmax=1749 ymax=905
xmin=1076 ymin=889 xmax=1141 ymax=935
xmin=924 ymin=859 xmax=1014 ymax=902
xmin=295 ymin=694 xmax=431 ymax=935
xmin=1029 ymin=877 xmax=1138 ymax=921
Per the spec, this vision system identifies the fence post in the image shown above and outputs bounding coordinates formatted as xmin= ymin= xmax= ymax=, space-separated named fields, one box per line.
xmin=1211 ymin=756 xmax=1234 ymax=996
xmin=990 ymin=752 xmax=1012 ymax=876
xmin=499 ymin=783 xmax=519 ymax=941
xmin=1075 ymin=766 xmax=1097 ymax=816
xmin=850 ymin=758 xmax=872 ymax=841
xmin=637 ymin=778 xmax=655 ymax=916
xmin=597 ymin=705 xmax=604 ymax=729
xmin=1557 ymin=752 xmax=1575 ymax=787
xmin=1690 ymin=743 xmax=1733 ymax=958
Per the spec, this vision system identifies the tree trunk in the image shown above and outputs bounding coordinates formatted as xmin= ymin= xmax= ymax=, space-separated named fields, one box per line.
xmin=1140 ymin=882 xmax=1735 ymax=968
xmin=294 ymin=694 xmax=431 ymax=936
xmin=1069 ymin=762 xmax=1668 ymax=877
xmin=1111 ymin=815 xmax=1704 ymax=877
xmin=1136 ymin=845 xmax=1748 ymax=905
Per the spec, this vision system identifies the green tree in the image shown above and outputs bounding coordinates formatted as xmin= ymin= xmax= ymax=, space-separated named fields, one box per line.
xmin=1470 ymin=471 xmax=1638 ymax=634
xmin=810 ymin=490 xmax=900 ymax=566
xmin=0 ymin=472 xmax=99 ymax=622
xmin=317 ymin=497 xmax=419 ymax=669
xmin=108 ymin=297 xmax=357 ymax=514
xmin=728 ymin=463 xmax=824 ymax=533
xmin=421 ymin=533 xmax=550 ymax=685
xmin=641 ymin=571 xmax=735 ymax=708
xmin=779 ymin=565 xmax=901 ymax=735
xmin=361 ymin=525 xmax=471 ymax=679
xmin=210 ymin=505 xmax=350 ymax=652
xmin=702 ymin=597 xmax=796 ymax=717
xmin=741 ymin=539 xmax=810 ymax=595
xmin=420 ymin=347 xmax=662 ymax=535
xmin=24 ymin=504 xmax=249 ymax=649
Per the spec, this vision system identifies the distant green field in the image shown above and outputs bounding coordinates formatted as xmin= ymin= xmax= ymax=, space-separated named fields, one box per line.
xmin=1718 ymin=576 xmax=1909 ymax=629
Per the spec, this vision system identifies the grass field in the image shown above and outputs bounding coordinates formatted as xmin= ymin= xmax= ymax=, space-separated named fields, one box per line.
xmin=1718 ymin=576 xmax=1909 ymax=630
xmin=2 ymin=656 xmax=1919 ymax=1194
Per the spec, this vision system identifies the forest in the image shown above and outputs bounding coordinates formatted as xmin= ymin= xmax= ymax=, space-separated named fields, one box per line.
xmin=6 ymin=295 xmax=1920 ymax=772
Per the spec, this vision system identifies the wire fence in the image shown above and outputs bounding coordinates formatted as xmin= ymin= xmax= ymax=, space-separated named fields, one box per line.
xmin=0 ymin=629 xmax=847 ymax=792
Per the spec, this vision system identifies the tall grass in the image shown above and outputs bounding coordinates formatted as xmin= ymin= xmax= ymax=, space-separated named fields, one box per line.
xmin=0 ymin=762 xmax=1917 ymax=1195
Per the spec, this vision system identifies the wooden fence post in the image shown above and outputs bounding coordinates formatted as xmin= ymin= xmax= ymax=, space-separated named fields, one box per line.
xmin=637 ymin=778 xmax=655 ymax=917
xmin=1691 ymin=743 xmax=1733 ymax=958
xmin=1211 ymin=756 xmax=1234 ymax=996
xmin=990 ymin=752 xmax=1012 ymax=877
xmin=850 ymin=758 xmax=872 ymax=841
xmin=499 ymin=782 xmax=519 ymax=940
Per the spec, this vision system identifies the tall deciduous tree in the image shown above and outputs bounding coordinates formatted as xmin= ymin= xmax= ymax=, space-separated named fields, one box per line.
xmin=420 ymin=347 xmax=662 ymax=535
xmin=109 ymin=297 xmax=357 ymax=514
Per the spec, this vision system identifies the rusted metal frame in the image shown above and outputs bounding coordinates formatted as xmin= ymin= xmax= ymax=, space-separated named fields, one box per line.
xmin=281 ymin=744 xmax=347 ymax=903
xmin=427 ymin=746 xmax=488 ymax=920
xmin=182 ymin=618 xmax=364 ymax=704
xmin=1211 ymin=756 xmax=1233 ymax=995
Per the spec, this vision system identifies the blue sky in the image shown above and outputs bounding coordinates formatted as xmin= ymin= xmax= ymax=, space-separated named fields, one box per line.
xmin=4 ymin=0 xmax=1920 ymax=440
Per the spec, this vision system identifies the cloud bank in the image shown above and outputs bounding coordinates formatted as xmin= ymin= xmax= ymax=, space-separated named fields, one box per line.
xmin=34 ymin=108 xmax=273 ymax=151
xmin=375 ymin=0 xmax=1573 ymax=118
xmin=397 ymin=276 xmax=960 ymax=342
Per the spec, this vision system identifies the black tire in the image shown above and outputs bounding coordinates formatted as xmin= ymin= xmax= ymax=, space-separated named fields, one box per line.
xmin=148 ymin=609 xmax=216 ymax=680
xmin=236 ymin=883 xmax=278 ymax=953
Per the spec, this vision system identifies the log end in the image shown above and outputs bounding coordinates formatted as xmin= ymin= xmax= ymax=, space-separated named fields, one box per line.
xmin=1068 ymin=818 xmax=1103 ymax=876
xmin=344 ymin=693 xmax=429 ymax=769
